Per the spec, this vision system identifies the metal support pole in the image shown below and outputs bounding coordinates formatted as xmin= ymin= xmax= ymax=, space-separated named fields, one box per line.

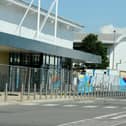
xmin=55 ymin=88 xmax=58 ymax=98
xmin=54 ymin=0 xmax=59 ymax=40
xmin=27 ymin=68 xmax=31 ymax=100
xmin=37 ymin=0 xmax=41 ymax=38
xmin=39 ymin=0 xmax=57 ymax=32
xmin=16 ymin=0 xmax=34 ymax=33
xmin=88 ymin=85 xmax=90 ymax=99
xmin=39 ymin=83 xmax=42 ymax=100
xmin=67 ymin=70 xmax=69 ymax=98
xmin=112 ymin=30 xmax=116 ymax=70
xmin=64 ymin=85 xmax=67 ymax=98
xmin=27 ymin=69 xmax=31 ymax=100
xmin=27 ymin=82 xmax=30 ymax=100
xmin=20 ymin=83 xmax=24 ymax=102
xmin=94 ymin=75 xmax=97 ymax=98
xmin=60 ymin=73 xmax=63 ymax=98
xmin=45 ymin=83 xmax=47 ymax=99
xmin=50 ymin=84 xmax=53 ymax=99
xmin=4 ymin=83 xmax=8 ymax=102
xmin=73 ymin=87 xmax=75 ymax=100
xmin=69 ymin=84 xmax=71 ymax=98
xmin=33 ymin=83 xmax=36 ymax=100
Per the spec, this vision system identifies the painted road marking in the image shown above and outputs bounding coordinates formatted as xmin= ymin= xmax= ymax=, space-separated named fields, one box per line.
xmin=63 ymin=104 xmax=77 ymax=107
xmin=110 ymin=121 xmax=126 ymax=126
xmin=42 ymin=104 xmax=59 ymax=107
xmin=104 ymin=106 xmax=118 ymax=109
xmin=83 ymin=105 xmax=98 ymax=108
xmin=57 ymin=119 xmax=91 ymax=126
xmin=20 ymin=103 xmax=39 ymax=106
xmin=110 ymin=114 xmax=126 ymax=120
xmin=57 ymin=111 xmax=126 ymax=126
xmin=94 ymin=111 xmax=126 ymax=119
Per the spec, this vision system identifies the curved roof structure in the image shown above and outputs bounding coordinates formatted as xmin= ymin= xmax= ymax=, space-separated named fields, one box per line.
xmin=5 ymin=0 xmax=84 ymax=30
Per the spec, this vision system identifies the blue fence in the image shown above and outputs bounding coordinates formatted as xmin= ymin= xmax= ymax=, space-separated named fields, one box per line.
xmin=78 ymin=74 xmax=93 ymax=94
xmin=119 ymin=77 xmax=126 ymax=92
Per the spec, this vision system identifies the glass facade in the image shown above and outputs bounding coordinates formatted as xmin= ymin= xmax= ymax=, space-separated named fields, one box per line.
xmin=8 ymin=52 xmax=72 ymax=92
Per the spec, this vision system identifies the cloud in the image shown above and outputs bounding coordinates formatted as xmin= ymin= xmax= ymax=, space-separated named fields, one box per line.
xmin=100 ymin=24 xmax=126 ymax=34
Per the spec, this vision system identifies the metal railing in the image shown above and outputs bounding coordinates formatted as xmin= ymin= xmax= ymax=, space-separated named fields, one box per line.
xmin=0 ymin=64 xmax=126 ymax=102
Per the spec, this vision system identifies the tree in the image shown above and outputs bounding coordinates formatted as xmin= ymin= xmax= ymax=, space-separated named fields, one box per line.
xmin=74 ymin=34 xmax=109 ymax=69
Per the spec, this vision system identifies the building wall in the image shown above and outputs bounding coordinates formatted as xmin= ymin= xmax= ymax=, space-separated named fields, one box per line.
xmin=108 ymin=41 xmax=126 ymax=70
xmin=0 ymin=52 xmax=9 ymax=79
xmin=0 ymin=52 xmax=9 ymax=64
xmin=0 ymin=1 xmax=79 ymax=49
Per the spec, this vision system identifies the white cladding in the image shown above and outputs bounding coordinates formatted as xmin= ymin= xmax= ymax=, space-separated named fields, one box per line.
xmin=109 ymin=40 xmax=126 ymax=71
xmin=101 ymin=34 xmax=126 ymax=71
xmin=0 ymin=0 xmax=83 ymax=49
xmin=75 ymin=33 xmax=126 ymax=71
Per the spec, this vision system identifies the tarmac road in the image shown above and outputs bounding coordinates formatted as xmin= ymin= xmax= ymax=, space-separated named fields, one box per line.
xmin=0 ymin=99 xmax=126 ymax=126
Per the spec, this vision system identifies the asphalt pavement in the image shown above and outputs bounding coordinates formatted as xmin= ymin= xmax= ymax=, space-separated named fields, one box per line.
xmin=0 ymin=99 xmax=126 ymax=126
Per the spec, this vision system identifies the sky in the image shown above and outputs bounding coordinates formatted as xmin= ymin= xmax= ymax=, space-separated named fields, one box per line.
xmin=24 ymin=0 xmax=126 ymax=34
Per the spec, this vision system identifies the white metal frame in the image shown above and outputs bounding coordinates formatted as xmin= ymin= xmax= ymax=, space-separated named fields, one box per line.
xmin=14 ymin=0 xmax=59 ymax=39
xmin=54 ymin=0 xmax=59 ymax=39
xmin=37 ymin=0 xmax=41 ymax=38
xmin=16 ymin=0 xmax=34 ymax=33
xmin=7 ymin=0 xmax=83 ymax=31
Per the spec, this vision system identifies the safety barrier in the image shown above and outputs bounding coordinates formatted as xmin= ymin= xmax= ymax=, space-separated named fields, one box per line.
xmin=0 ymin=64 xmax=126 ymax=103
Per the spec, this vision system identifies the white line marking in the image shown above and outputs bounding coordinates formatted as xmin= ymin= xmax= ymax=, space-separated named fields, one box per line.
xmin=57 ymin=111 xmax=126 ymax=126
xmin=94 ymin=111 xmax=126 ymax=119
xmin=104 ymin=106 xmax=117 ymax=109
xmin=110 ymin=114 xmax=126 ymax=119
xmin=42 ymin=104 xmax=59 ymax=107
xmin=83 ymin=105 xmax=97 ymax=108
xmin=110 ymin=120 xmax=126 ymax=126
xmin=20 ymin=103 xmax=39 ymax=105
xmin=57 ymin=119 xmax=91 ymax=126
xmin=63 ymin=104 xmax=77 ymax=107
xmin=120 ymin=99 xmax=126 ymax=102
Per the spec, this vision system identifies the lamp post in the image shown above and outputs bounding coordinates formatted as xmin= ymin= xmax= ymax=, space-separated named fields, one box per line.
xmin=112 ymin=30 xmax=116 ymax=69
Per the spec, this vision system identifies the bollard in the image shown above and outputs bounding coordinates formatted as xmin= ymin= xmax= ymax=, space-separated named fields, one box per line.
xmin=45 ymin=84 xmax=47 ymax=99
xmin=116 ymin=90 xmax=117 ymax=97
xmin=82 ymin=86 xmax=84 ymax=100
xmin=39 ymin=83 xmax=42 ymax=100
xmin=107 ymin=84 xmax=109 ymax=97
xmin=20 ymin=83 xmax=24 ymax=102
xmin=64 ymin=85 xmax=66 ymax=99
xmin=27 ymin=82 xmax=30 ymax=100
xmin=33 ymin=83 xmax=36 ymax=100
xmin=87 ymin=86 xmax=90 ymax=99
xmin=60 ymin=71 xmax=63 ymax=99
xmin=69 ymin=85 xmax=71 ymax=99
xmin=50 ymin=87 xmax=53 ymax=99
xmin=27 ymin=69 xmax=31 ymax=100
xmin=103 ymin=85 xmax=104 ymax=97
xmin=91 ymin=86 xmax=93 ymax=99
xmin=76 ymin=90 xmax=79 ymax=99
xmin=60 ymin=84 xmax=62 ymax=98
xmin=73 ymin=88 xmax=75 ymax=100
xmin=55 ymin=89 xmax=58 ymax=99
xmin=95 ymin=87 xmax=97 ymax=98
xmin=4 ymin=83 xmax=8 ymax=102
xmin=83 ymin=85 xmax=86 ymax=98
xmin=117 ymin=90 xmax=119 ymax=97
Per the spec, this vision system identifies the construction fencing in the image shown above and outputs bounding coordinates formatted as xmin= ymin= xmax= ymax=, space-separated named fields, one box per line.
xmin=0 ymin=64 xmax=126 ymax=102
